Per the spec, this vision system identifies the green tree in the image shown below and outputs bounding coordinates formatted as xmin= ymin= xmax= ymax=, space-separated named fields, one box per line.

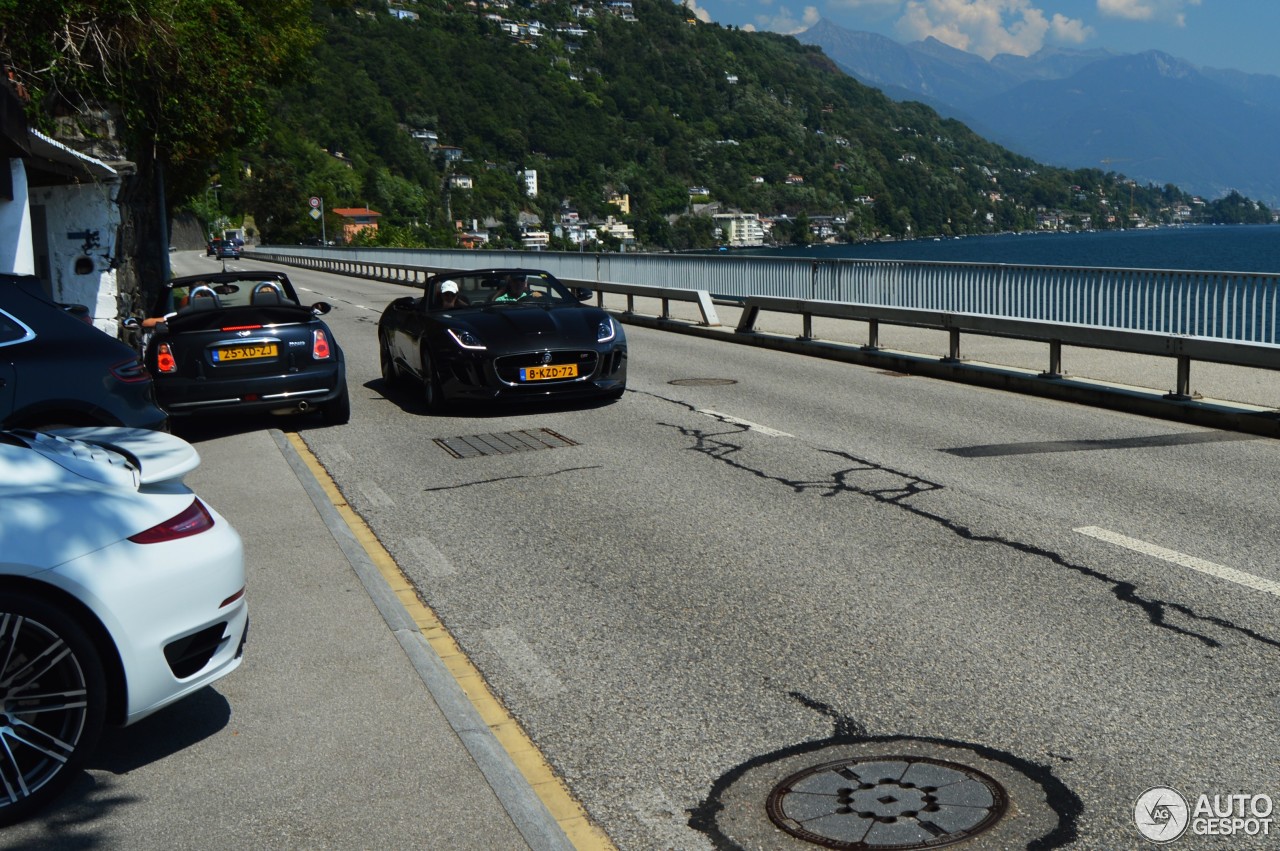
xmin=0 ymin=0 xmax=318 ymax=296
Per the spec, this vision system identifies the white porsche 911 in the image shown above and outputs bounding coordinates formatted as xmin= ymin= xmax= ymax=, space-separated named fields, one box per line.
xmin=0 ymin=427 xmax=248 ymax=824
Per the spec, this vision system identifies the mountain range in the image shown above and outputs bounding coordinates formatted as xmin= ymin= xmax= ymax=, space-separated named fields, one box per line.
xmin=797 ymin=18 xmax=1280 ymax=207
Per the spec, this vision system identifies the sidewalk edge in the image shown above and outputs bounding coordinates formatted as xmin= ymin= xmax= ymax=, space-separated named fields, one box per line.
xmin=270 ymin=428 xmax=578 ymax=851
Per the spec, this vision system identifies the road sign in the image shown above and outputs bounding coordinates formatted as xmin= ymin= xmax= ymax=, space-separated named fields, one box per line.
xmin=309 ymin=196 xmax=321 ymax=209
xmin=309 ymin=208 xmax=321 ymax=220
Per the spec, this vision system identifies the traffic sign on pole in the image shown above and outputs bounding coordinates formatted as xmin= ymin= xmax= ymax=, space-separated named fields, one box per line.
xmin=309 ymin=196 xmax=321 ymax=209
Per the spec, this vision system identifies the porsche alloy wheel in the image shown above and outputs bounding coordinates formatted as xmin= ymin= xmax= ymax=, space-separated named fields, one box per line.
xmin=0 ymin=593 xmax=107 ymax=825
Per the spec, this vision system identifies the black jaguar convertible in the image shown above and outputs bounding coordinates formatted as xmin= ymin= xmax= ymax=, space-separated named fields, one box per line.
xmin=378 ymin=268 xmax=627 ymax=413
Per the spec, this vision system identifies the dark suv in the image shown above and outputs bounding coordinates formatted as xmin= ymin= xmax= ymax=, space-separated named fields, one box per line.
xmin=0 ymin=275 xmax=168 ymax=430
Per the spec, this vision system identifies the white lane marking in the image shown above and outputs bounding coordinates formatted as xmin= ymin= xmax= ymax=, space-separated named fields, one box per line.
xmin=1075 ymin=526 xmax=1280 ymax=598
xmin=355 ymin=481 xmax=395 ymax=509
xmin=697 ymin=409 xmax=793 ymax=437
xmin=479 ymin=626 xmax=565 ymax=697
xmin=325 ymin=443 xmax=354 ymax=463
xmin=405 ymin=535 xmax=456 ymax=578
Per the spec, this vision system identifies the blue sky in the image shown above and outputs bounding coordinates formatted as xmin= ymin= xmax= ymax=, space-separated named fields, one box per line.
xmin=677 ymin=0 xmax=1280 ymax=77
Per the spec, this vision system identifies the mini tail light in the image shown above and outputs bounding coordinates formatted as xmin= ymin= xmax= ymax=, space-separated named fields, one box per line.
xmin=129 ymin=498 xmax=215 ymax=543
xmin=156 ymin=343 xmax=177 ymax=374
xmin=110 ymin=357 xmax=151 ymax=383
xmin=312 ymin=328 xmax=332 ymax=360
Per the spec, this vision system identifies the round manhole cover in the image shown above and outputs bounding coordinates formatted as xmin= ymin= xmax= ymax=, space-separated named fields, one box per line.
xmin=668 ymin=378 xmax=738 ymax=386
xmin=765 ymin=756 xmax=1008 ymax=850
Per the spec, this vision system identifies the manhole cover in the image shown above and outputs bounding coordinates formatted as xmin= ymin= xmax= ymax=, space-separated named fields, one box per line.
xmin=669 ymin=378 xmax=738 ymax=386
xmin=434 ymin=428 xmax=578 ymax=458
xmin=765 ymin=756 xmax=1008 ymax=850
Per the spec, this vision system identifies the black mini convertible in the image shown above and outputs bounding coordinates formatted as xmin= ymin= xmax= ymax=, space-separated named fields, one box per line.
xmin=142 ymin=271 xmax=349 ymax=424
xmin=378 ymin=268 xmax=627 ymax=413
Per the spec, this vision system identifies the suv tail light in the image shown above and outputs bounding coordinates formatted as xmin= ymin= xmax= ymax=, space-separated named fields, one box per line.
xmin=312 ymin=328 xmax=332 ymax=360
xmin=110 ymin=357 xmax=151 ymax=383
xmin=129 ymin=499 xmax=215 ymax=543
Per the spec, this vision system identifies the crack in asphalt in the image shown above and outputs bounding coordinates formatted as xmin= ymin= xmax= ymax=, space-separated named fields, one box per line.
xmin=421 ymin=465 xmax=604 ymax=492
xmin=647 ymin=391 xmax=1279 ymax=652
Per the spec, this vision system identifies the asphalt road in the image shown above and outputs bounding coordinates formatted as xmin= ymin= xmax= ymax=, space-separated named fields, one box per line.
xmin=268 ymin=253 xmax=1280 ymax=850
xmin=10 ymin=251 xmax=1279 ymax=849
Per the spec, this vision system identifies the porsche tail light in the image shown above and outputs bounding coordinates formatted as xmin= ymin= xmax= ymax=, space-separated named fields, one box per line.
xmin=129 ymin=498 xmax=215 ymax=543
xmin=156 ymin=343 xmax=177 ymax=374
xmin=312 ymin=328 xmax=332 ymax=360
xmin=110 ymin=357 xmax=151 ymax=383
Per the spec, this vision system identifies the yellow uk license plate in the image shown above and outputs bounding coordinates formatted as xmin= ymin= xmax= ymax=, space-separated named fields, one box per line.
xmin=214 ymin=342 xmax=278 ymax=362
xmin=520 ymin=364 xmax=578 ymax=381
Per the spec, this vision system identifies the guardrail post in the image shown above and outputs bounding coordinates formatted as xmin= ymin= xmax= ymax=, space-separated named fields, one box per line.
xmin=736 ymin=304 xmax=760 ymax=333
xmin=863 ymin=319 xmax=880 ymax=351
xmin=1040 ymin=340 xmax=1063 ymax=379
xmin=661 ymin=297 xmax=671 ymax=320
xmin=694 ymin=291 xmax=720 ymax=327
xmin=943 ymin=328 xmax=961 ymax=363
xmin=1164 ymin=355 xmax=1201 ymax=400
xmin=800 ymin=312 xmax=813 ymax=341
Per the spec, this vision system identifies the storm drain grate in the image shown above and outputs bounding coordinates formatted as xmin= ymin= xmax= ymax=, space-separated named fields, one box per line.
xmin=434 ymin=428 xmax=579 ymax=459
xmin=765 ymin=755 xmax=1008 ymax=849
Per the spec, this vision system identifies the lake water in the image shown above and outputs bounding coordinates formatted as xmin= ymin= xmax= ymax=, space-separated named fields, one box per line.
xmin=741 ymin=224 xmax=1280 ymax=275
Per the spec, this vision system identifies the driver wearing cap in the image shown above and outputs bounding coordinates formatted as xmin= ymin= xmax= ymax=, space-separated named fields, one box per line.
xmin=438 ymin=279 xmax=467 ymax=310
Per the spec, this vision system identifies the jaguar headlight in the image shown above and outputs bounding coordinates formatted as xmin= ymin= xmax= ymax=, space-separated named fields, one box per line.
xmin=597 ymin=317 xmax=616 ymax=343
xmin=447 ymin=327 xmax=486 ymax=350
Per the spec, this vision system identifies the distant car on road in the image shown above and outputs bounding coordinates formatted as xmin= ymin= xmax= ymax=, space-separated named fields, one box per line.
xmin=378 ymin=267 xmax=626 ymax=413
xmin=0 ymin=274 xmax=167 ymax=430
xmin=0 ymin=426 xmax=248 ymax=825
xmin=206 ymin=238 xmax=224 ymax=256
xmin=143 ymin=270 xmax=349 ymax=424
xmin=216 ymin=241 xmax=241 ymax=260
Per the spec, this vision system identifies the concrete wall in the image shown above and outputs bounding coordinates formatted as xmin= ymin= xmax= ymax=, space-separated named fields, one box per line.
xmin=28 ymin=177 xmax=122 ymax=336
xmin=0 ymin=159 xmax=34 ymax=275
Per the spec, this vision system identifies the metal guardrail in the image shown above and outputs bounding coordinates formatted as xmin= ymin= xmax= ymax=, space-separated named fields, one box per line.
xmin=252 ymin=245 xmax=1280 ymax=344
xmin=735 ymin=296 xmax=1280 ymax=401
xmin=245 ymin=246 xmax=1280 ymax=403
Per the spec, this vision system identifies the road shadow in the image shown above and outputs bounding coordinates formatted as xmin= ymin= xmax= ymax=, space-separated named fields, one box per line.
xmin=12 ymin=688 xmax=232 ymax=841
xmin=168 ymin=410 xmax=342 ymax=443
xmin=366 ymin=377 xmax=622 ymax=419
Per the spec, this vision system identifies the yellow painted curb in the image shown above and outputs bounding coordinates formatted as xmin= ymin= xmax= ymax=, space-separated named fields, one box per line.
xmin=285 ymin=432 xmax=616 ymax=851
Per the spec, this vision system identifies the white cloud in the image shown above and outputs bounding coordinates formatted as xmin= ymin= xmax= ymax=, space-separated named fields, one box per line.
xmin=1097 ymin=0 xmax=1199 ymax=25
xmin=894 ymin=0 xmax=1094 ymax=58
xmin=1049 ymin=12 xmax=1091 ymax=43
xmin=681 ymin=0 xmax=713 ymax=23
xmin=752 ymin=4 xmax=821 ymax=34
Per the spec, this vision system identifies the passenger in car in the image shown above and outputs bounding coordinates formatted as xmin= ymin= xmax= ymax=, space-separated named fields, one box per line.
xmin=141 ymin=286 xmax=192 ymax=329
xmin=494 ymin=274 xmax=541 ymax=303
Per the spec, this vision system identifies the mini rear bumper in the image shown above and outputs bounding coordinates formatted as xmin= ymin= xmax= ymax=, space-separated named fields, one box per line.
xmin=157 ymin=362 xmax=345 ymax=417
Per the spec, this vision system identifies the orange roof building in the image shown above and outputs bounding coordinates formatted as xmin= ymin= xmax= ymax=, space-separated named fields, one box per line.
xmin=332 ymin=207 xmax=382 ymax=242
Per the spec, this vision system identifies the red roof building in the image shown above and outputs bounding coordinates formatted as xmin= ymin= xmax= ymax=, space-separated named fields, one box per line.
xmin=332 ymin=207 xmax=382 ymax=242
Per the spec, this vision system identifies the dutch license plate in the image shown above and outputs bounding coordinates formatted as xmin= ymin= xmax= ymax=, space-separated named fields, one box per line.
xmin=520 ymin=364 xmax=578 ymax=381
xmin=214 ymin=342 xmax=278 ymax=362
